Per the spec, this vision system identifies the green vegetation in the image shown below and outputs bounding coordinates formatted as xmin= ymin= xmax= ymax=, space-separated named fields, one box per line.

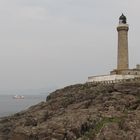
xmin=81 ymin=117 xmax=121 ymax=140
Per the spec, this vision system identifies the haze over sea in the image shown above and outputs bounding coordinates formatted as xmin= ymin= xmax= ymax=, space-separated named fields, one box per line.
xmin=0 ymin=94 xmax=47 ymax=117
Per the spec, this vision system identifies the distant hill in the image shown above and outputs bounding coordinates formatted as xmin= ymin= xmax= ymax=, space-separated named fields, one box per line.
xmin=0 ymin=82 xmax=140 ymax=140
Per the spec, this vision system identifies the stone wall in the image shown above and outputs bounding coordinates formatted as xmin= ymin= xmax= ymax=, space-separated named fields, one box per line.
xmin=110 ymin=69 xmax=140 ymax=75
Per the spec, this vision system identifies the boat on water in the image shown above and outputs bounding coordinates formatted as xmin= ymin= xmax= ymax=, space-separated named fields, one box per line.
xmin=13 ymin=95 xmax=24 ymax=99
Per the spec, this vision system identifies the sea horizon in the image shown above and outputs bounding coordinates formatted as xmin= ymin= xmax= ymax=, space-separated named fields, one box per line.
xmin=0 ymin=94 xmax=47 ymax=117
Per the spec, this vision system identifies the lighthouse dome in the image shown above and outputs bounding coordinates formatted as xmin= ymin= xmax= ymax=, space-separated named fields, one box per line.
xmin=119 ymin=14 xmax=127 ymax=24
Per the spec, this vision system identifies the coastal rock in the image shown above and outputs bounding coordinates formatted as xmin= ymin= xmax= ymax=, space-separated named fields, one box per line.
xmin=0 ymin=82 xmax=140 ymax=140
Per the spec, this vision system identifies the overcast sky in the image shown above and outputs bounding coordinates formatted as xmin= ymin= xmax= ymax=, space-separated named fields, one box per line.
xmin=0 ymin=0 xmax=140 ymax=92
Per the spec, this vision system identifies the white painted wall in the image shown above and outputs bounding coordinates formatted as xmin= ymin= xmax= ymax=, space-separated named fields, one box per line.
xmin=88 ymin=74 xmax=140 ymax=82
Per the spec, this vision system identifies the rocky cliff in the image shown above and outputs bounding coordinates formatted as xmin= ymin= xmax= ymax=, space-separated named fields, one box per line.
xmin=1 ymin=82 xmax=140 ymax=140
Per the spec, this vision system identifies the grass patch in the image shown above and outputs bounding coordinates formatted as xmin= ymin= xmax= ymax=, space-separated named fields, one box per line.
xmin=81 ymin=117 xmax=121 ymax=140
xmin=95 ymin=117 xmax=120 ymax=133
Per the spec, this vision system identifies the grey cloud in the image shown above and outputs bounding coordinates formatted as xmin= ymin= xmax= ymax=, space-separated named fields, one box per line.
xmin=0 ymin=0 xmax=139 ymax=92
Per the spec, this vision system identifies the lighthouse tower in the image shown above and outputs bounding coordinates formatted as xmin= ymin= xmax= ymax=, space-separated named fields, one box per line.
xmin=88 ymin=14 xmax=140 ymax=83
xmin=117 ymin=14 xmax=129 ymax=70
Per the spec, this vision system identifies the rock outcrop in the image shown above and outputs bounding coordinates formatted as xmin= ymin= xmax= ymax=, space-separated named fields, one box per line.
xmin=1 ymin=82 xmax=140 ymax=140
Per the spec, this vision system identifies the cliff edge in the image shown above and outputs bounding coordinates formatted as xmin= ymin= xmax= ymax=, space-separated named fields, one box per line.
xmin=0 ymin=82 xmax=140 ymax=140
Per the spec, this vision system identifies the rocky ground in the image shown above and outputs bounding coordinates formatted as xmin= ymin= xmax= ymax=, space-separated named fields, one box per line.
xmin=0 ymin=81 xmax=140 ymax=140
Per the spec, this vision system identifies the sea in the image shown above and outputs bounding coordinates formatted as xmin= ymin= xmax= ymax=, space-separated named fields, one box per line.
xmin=0 ymin=94 xmax=47 ymax=117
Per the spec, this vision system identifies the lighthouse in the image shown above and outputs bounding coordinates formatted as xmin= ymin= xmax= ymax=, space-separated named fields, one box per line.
xmin=117 ymin=14 xmax=129 ymax=70
xmin=88 ymin=14 xmax=140 ymax=83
